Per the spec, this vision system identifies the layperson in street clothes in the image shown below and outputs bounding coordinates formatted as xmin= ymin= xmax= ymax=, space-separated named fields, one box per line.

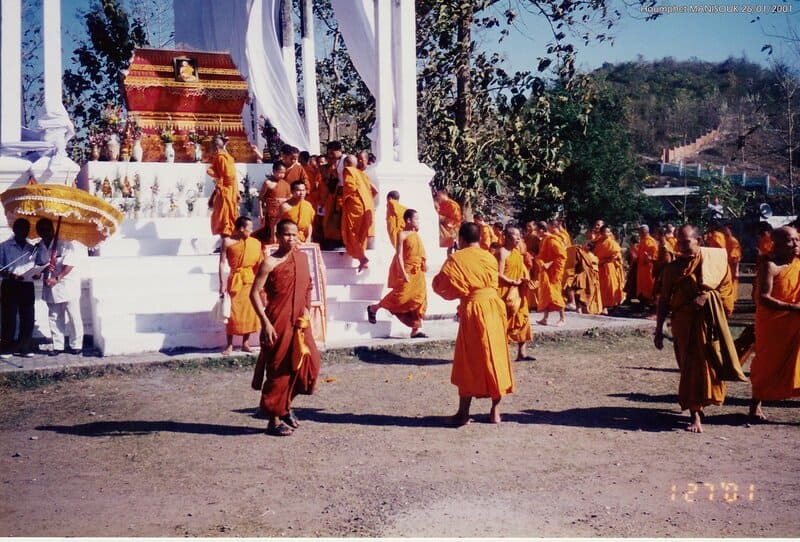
xmin=536 ymin=220 xmax=567 ymax=326
xmin=367 ymin=209 xmax=428 ymax=338
xmin=250 ymin=220 xmax=321 ymax=437
xmin=257 ymin=162 xmax=291 ymax=244
xmin=208 ymin=135 xmax=240 ymax=239
xmin=280 ymin=180 xmax=315 ymax=243
xmin=654 ymin=225 xmax=746 ymax=433
xmin=433 ymin=222 xmax=515 ymax=426
xmin=385 ymin=191 xmax=408 ymax=248
xmin=0 ymin=219 xmax=37 ymax=358
xmin=341 ymin=155 xmax=375 ymax=272
xmin=636 ymin=224 xmax=659 ymax=309
xmin=34 ymin=219 xmax=86 ymax=355
xmin=433 ymin=190 xmax=462 ymax=250
xmin=496 ymin=226 xmax=534 ymax=360
xmin=748 ymin=226 xmax=800 ymax=421
xmin=592 ymin=225 xmax=625 ymax=313
xmin=220 ymin=216 xmax=263 ymax=355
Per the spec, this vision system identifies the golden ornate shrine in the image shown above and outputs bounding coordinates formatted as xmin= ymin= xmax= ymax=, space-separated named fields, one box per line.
xmin=122 ymin=48 xmax=258 ymax=163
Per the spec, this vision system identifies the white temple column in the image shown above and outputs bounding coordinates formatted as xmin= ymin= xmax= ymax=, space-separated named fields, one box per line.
xmin=301 ymin=0 xmax=320 ymax=153
xmin=395 ymin=0 xmax=418 ymax=163
xmin=280 ymin=0 xmax=299 ymax=104
xmin=0 ymin=0 xmax=23 ymax=146
xmin=41 ymin=0 xmax=63 ymax=115
xmin=373 ymin=0 xmax=393 ymax=163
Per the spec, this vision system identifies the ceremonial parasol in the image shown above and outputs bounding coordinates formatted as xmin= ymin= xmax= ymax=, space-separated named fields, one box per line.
xmin=0 ymin=184 xmax=124 ymax=249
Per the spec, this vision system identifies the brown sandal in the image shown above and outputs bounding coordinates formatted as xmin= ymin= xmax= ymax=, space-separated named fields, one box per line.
xmin=267 ymin=422 xmax=293 ymax=437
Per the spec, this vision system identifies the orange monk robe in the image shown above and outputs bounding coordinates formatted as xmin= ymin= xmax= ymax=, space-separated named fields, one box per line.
xmin=302 ymin=165 xmax=322 ymax=209
xmin=432 ymin=246 xmax=514 ymax=399
xmin=341 ymin=166 xmax=375 ymax=262
xmin=437 ymin=199 xmax=462 ymax=248
xmin=208 ymin=150 xmax=239 ymax=236
xmin=592 ymin=236 xmax=625 ymax=308
xmin=659 ymin=248 xmax=746 ymax=411
xmin=665 ymin=235 xmax=678 ymax=253
xmin=386 ymin=199 xmax=408 ymax=248
xmin=377 ymin=231 xmax=428 ymax=329
xmin=636 ymin=234 xmax=659 ymax=302
xmin=259 ymin=179 xmax=292 ymax=243
xmin=281 ymin=200 xmax=315 ymax=243
xmin=284 ymin=162 xmax=309 ymax=190
xmin=559 ymin=230 xmax=575 ymax=287
xmin=572 ymin=247 xmax=603 ymax=314
xmin=253 ymin=250 xmax=321 ymax=418
xmin=705 ymin=231 xmax=725 ymax=249
xmin=524 ymin=234 xmax=541 ymax=310
xmin=478 ymin=223 xmax=496 ymax=251
xmin=498 ymin=248 xmax=533 ymax=343
xmin=536 ymin=233 xmax=567 ymax=311
xmin=757 ymin=234 xmax=774 ymax=258
xmin=751 ymin=257 xmax=800 ymax=401
xmin=225 ymin=237 xmax=263 ymax=335
xmin=724 ymin=233 xmax=742 ymax=298
xmin=318 ymin=169 xmax=342 ymax=242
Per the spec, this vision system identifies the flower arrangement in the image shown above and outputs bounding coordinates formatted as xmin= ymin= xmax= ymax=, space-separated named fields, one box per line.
xmin=187 ymin=130 xmax=204 ymax=144
xmin=127 ymin=120 xmax=142 ymax=142
xmin=112 ymin=176 xmax=123 ymax=197
xmin=185 ymin=189 xmax=198 ymax=214
xmin=160 ymin=129 xmax=175 ymax=143
xmin=150 ymin=179 xmax=160 ymax=198
xmin=196 ymin=181 xmax=205 ymax=196
xmin=176 ymin=180 xmax=186 ymax=194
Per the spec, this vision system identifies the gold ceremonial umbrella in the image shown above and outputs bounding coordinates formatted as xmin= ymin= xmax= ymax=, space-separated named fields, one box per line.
xmin=0 ymin=184 xmax=124 ymax=249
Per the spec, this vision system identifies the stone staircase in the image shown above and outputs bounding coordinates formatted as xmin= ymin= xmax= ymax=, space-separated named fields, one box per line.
xmin=88 ymin=216 xmax=458 ymax=355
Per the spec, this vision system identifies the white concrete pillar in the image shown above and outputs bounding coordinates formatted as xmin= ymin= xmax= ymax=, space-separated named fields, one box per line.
xmin=41 ymin=0 xmax=64 ymax=116
xmin=373 ymin=0 xmax=393 ymax=163
xmin=0 ymin=0 xmax=23 ymax=145
xmin=301 ymin=0 xmax=320 ymax=153
xmin=395 ymin=0 xmax=418 ymax=163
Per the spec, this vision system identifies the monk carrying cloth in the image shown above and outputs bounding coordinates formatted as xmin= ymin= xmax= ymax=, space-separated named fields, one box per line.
xmin=654 ymin=225 xmax=746 ymax=434
xmin=433 ymin=222 xmax=515 ymax=425
xmin=250 ymin=220 xmax=321 ymax=436
xmin=207 ymin=135 xmax=239 ymax=238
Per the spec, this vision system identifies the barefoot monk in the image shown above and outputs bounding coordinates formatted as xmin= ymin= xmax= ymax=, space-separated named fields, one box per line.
xmin=496 ymin=226 xmax=533 ymax=361
xmin=433 ymin=222 xmax=515 ymax=425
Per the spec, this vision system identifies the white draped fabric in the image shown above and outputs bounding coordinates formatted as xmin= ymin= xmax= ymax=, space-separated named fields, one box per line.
xmin=172 ymin=0 xmax=310 ymax=151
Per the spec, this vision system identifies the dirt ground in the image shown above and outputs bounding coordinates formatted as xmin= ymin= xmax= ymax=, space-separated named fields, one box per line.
xmin=1 ymin=332 xmax=799 ymax=537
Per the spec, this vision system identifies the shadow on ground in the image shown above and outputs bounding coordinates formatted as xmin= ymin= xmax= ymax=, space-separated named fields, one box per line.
xmin=36 ymin=420 xmax=264 ymax=437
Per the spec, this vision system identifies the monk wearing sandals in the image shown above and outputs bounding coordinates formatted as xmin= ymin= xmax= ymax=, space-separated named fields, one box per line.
xmin=250 ymin=220 xmax=321 ymax=436
xmin=433 ymin=222 xmax=515 ymax=426
xmin=367 ymin=209 xmax=428 ymax=338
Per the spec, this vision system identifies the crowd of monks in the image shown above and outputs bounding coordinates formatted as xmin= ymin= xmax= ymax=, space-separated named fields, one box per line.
xmin=205 ymin=133 xmax=799 ymax=435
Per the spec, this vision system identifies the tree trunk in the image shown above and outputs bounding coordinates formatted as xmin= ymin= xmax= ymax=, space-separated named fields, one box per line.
xmin=454 ymin=1 xmax=473 ymax=132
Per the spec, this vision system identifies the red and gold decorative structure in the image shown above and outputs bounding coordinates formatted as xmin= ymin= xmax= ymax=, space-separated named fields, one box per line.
xmin=122 ymin=48 xmax=258 ymax=163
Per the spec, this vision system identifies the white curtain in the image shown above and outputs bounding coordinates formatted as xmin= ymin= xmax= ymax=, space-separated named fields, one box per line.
xmin=172 ymin=0 xmax=310 ymax=151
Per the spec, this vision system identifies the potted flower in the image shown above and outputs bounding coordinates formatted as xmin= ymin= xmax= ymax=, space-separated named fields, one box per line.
xmin=129 ymin=121 xmax=144 ymax=162
xmin=160 ymin=129 xmax=176 ymax=162
xmin=187 ymin=130 xmax=205 ymax=162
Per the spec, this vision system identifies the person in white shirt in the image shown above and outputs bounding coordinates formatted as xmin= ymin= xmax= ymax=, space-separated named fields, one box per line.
xmin=34 ymin=219 xmax=86 ymax=356
xmin=0 ymin=219 xmax=37 ymax=358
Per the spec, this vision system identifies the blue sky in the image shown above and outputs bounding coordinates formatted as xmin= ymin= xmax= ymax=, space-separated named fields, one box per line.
xmin=55 ymin=0 xmax=796 ymax=75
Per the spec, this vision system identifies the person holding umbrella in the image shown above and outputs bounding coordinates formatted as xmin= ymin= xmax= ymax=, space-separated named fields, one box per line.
xmin=34 ymin=218 xmax=86 ymax=356
xmin=0 ymin=218 xmax=37 ymax=358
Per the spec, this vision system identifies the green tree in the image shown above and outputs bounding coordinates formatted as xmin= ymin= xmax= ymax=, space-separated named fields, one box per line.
xmin=63 ymin=0 xmax=148 ymax=159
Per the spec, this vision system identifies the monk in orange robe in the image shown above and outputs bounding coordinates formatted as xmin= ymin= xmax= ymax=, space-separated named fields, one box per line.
xmin=497 ymin=226 xmax=533 ymax=360
xmin=299 ymin=151 xmax=322 ymax=211
xmin=536 ymin=220 xmax=567 ymax=326
xmin=208 ymin=135 xmax=240 ymax=238
xmin=721 ymin=224 xmax=742 ymax=300
xmin=385 ymin=191 xmax=408 ymax=248
xmin=589 ymin=219 xmax=605 ymax=243
xmin=636 ymin=225 xmax=659 ymax=307
xmin=749 ymin=226 xmax=800 ymax=421
xmin=492 ymin=222 xmax=506 ymax=247
xmin=664 ymin=224 xmax=678 ymax=253
xmin=474 ymin=214 xmax=496 ymax=251
xmin=433 ymin=222 xmax=515 ymax=425
xmin=257 ymin=163 xmax=291 ymax=244
xmin=367 ymin=209 xmax=428 ymax=337
xmin=524 ymin=221 xmax=542 ymax=310
xmin=250 ymin=219 xmax=321 ymax=436
xmin=434 ymin=190 xmax=462 ymax=249
xmin=342 ymin=156 xmax=375 ymax=272
xmin=757 ymin=222 xmax=774 ymax=262
xmin=704 ymin=223 xmax=726 ymax=249
xmin=655 ymin=225 xmax=746 ymax=433
xmin=571 ymin=246 xmax=603 ymax=315
xmin=592 ymin=225 xmax=624 ymax=312
xmin=219 ymin=216 xmax=263 ymax=355
xmin=280 ymin=180 xmax=315 ymax=243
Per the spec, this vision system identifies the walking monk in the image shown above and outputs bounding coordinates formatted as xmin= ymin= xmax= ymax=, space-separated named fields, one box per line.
xmin=208 ymin=135 xmax=239 ymax=239
xmin=250 ymin=220 xmax=321 ymax=436
xmin=342 ymin=156 xmax=375 ymax=272
xmin=367 ymin=209 xmax=428 ymax=338
xmin=433 ymin=222 xmax=515 ymax=425
xmin=497 ymin=226 xmax=534 ymax=360
xmin=280 ymin=180 xmax=315 ymax=243
xmin=219 ymin=217 xmax=263 ymax=355
xmin=434 ymin=190 xmax=462 ymax=249
xmin=258 ymin=162 xmax=291 ymax=244
xmin=749 ymin=226 xmax=800 ymax=421
xmin=654 ymin=225 xmax=746 ymax=433
xmin=721 ymin=224 xmax=742 ymax=300
xmin=592 ymin=225 xmax=624 ymax=313
xmin=536 ymin=220 xmax=567 ymax=326
xmin=636 ymin=225 xmax=659 ymax=309
xmin=385 ymin=191 xmax=407 ymax=248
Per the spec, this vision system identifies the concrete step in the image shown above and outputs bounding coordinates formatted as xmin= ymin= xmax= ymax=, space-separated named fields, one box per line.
xmin=325 ymin=283 xmax=385 ymax=301
xmin=98 ymin=237 xmax=218 ymax=257
xmin=117 ymin=217 xmax=215 ymax=239
xmin=90 ymin=275 xmax=219 ymax=299
xmin=87 ymin=255 xmax=219 ymax=277
xmin=96 ymin=328 xmax=227 ymax=355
